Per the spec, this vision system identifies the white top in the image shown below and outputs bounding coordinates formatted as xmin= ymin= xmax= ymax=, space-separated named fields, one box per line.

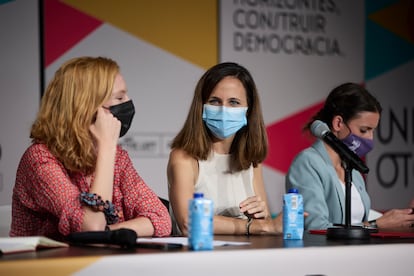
xmin=170 ymin=151 xmax=254 ymax=235
xmin=340 ymin=180 xmax=365 ymax=224
xmin=195 ymin=152 xmax=254 ymax=218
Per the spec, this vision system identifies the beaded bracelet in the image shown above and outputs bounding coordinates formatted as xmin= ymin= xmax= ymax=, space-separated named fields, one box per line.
xmin=80 ymin=192 xmax=120 ymax=225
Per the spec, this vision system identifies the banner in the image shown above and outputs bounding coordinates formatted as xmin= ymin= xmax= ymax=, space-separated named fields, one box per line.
xmin=1 ymin=0 xmax=412 ymax=213
xmin=0 ymin=0 xmax=39 ymax=205
xmin=219 ymin=0 xmax=365 ymax=212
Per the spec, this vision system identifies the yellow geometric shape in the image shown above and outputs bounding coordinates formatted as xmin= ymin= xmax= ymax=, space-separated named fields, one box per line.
xmin=0 ymin=256 xmax=101 ymax=276
xmin=63 ymin=0 xmax=218 ymax=69
xmin=369 ymin=0 xmax=414 ymax=45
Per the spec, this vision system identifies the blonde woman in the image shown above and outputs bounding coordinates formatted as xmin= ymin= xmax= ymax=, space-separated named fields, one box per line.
xmin=11 ymin=56 xmax=171 ymax=240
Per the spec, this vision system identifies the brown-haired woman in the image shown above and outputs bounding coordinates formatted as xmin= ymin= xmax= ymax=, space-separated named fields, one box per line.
xmin=167 ymin=62 xmax=282 ymax=236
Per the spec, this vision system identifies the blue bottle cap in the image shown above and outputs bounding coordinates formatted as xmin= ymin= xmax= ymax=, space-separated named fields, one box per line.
xmin=193 ymin=193 xmax=204 ymax=198
xmin=288 ymin=188 xmax=299 ymax=194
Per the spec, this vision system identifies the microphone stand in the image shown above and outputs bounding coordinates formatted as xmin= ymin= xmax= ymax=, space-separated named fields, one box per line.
xmin=326 ymin=159 xmax=371 ymax=240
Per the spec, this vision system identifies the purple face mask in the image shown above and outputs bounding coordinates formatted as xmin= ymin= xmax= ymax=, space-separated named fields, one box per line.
xmin=341 ymin=133 xmax=374 ymax=157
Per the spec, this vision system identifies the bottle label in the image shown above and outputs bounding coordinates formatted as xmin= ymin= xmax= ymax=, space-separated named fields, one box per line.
xmin=188 ymin=198 xmax=214 ymax=250
xmin=283 ymin=193 xmax=304 ymax=240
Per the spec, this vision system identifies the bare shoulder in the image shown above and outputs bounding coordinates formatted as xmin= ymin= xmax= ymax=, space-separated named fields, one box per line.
xmin=167 ymin=148 xmax=198 ymax=176
xmin=168 ymin=148 xmax=195 ymax=165
xmin=253 ymin=163 xmax=264 ymax=176
xmin=167 ymin=148 xmax=198 ymax=188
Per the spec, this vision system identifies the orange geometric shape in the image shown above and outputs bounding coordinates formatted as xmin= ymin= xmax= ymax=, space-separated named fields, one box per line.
xmin=62 ymin=0 xmax=218 ymax=69
xmin=369 ymin=0 xmax=414 ymax=44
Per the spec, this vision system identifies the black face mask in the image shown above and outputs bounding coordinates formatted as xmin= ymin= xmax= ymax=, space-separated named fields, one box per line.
xmin=108 ymin=100 xmax=135 ymax=137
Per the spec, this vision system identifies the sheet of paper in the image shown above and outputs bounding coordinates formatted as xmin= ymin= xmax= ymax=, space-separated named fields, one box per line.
xmin=137 ymin=236 xmax=250 ymax=246
xmin=0 ymin=236 xmax=68 ymax=254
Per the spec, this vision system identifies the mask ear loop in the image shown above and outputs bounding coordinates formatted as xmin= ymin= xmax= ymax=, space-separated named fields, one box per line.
xmin=339 ymin=118 xmax=355 ymax=142
xmin=93 ymin=106 xmax=110 ymax=123
xmin=332 ymin=115 xmax=350 ymax=139
xmin=342 ymin=119 xmax=353 ymax=137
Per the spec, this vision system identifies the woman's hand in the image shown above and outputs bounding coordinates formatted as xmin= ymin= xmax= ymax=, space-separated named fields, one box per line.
xmin=247 ymin=215 xmax=283 ymax=235
xmin=271 ymin=214 xmax=283 ymax=233
xmin=247 ymin=211 xmax=309 ymax=235
xmin=239 ymin=196 xmax=268 ymax=219
xmin=89 ymin=107 xmax=120 ymax=150
xmin=377 ymin=208 xmax=414 ymax=231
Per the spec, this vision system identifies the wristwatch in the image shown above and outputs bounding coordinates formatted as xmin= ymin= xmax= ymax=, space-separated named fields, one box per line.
xmin=368 ymin=219 xmax=378 ymax=229
xmin=246 ymin=218 xmax=253 ymax=236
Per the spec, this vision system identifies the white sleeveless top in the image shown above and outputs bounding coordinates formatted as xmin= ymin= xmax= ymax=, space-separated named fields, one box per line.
xmin=195 ymin=152 xmax=254 ymax=218
xmin=170 ymin=151 xmax=255 ymax=235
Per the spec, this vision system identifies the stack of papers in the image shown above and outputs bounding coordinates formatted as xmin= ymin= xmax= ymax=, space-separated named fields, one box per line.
xmin=0 ymin=236 xmax=68 ymax=254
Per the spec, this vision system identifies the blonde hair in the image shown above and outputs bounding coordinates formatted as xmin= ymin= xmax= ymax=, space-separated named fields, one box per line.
xmin=30 ymin=56 xmax=119 ymax=174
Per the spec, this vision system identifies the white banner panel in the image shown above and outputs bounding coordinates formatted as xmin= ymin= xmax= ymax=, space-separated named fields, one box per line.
xmin=366 ymin=60 xmax=414 ymax=209
xmin=220 ymin=0 xmax=365 ymax=213
xmin=220 ymin=0 xmax=364 ymax=121
xmin=0 ymin=0 xmax=39 ymax=205
xmin=45 ymin=24 xmax=204 ymax=200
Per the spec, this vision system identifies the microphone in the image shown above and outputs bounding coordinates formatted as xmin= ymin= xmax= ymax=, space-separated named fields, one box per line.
xmin=310 ymin=120 xmax=369 ymax=174
xmin=66 ymin=228 xmax=137 ymax=248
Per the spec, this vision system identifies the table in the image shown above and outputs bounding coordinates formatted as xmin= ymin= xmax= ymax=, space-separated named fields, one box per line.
xmin=1 ymin=232 xmax=413 ymax=275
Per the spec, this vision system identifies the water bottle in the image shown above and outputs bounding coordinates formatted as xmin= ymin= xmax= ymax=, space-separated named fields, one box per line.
xmin=283 ymin=188 xmax=304 ymax=240
xmin=188 ymin=193 xmax=213 ymax=250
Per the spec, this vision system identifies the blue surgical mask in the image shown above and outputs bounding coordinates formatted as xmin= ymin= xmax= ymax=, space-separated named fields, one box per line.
xmin=202 ymin=104 xmax=248 ymax=139
xmin=341 ymin=133 xmax=374 ymax=157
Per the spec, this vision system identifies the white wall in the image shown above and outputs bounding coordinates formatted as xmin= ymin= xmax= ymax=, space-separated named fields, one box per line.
xmin=0 ymin=1 xmax=39 ymax=205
